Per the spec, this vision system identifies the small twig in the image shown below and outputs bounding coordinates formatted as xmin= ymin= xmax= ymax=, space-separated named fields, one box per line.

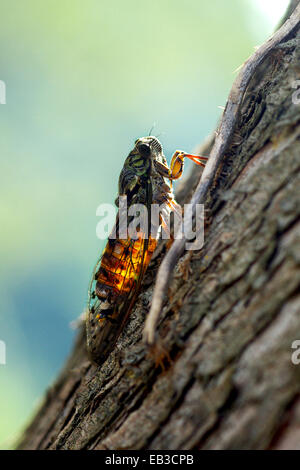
xmin=143 ymin=5 xmax=300 ymax=345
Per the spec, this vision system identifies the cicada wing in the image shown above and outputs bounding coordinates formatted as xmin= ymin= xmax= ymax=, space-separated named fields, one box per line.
xmin=87 ymin=216 xmax=119 ymax=310
xmin=86 ymin=190 xmax=157 ymax=365
xmin=87 ymin=235 xmax=156 ymax=364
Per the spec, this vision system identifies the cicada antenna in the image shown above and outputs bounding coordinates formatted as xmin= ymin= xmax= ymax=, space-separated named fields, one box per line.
xmin=149 ymin=123 xmax=156 ymax=136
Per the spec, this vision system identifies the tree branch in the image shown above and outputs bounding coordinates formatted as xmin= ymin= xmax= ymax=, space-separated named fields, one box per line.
xmin=144 ymin=4 xmax=300 ymax=346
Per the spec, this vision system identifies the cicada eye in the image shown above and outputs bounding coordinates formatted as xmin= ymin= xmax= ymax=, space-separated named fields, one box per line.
xmin=137 ymin=143 xmax=151 ymax=157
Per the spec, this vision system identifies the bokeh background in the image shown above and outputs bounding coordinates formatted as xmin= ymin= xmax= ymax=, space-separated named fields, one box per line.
xmin=0 ymin=0 xmax=290 ymax=448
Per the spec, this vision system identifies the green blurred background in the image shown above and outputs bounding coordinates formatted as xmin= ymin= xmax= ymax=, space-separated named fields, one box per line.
xmin=0 ymin=0 xmax=289 ymax=448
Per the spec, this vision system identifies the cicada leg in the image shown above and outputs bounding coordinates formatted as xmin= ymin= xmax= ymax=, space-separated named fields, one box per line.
xmin=154 ymin=151 xmax=208 ymax=188
xmin=169 ymin=150 xmax=208 ymax=180
xmin=147 ymin=340 xmax=172 ymax=371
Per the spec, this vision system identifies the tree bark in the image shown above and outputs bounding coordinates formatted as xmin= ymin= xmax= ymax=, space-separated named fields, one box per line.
xmin=18 ymin=3 xmax=300 ymax=450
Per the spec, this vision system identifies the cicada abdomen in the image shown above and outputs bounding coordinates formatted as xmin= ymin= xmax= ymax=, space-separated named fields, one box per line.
xmin=87 ymin=226 xmax=158 ymax=364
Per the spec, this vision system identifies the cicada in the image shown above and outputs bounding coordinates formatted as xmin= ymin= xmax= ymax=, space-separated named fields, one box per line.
xmin=86 ymin=136 xmax=207 ymax=364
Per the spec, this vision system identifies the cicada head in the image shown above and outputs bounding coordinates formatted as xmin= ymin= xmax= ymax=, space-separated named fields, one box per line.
xmin=134 ymin=136 xmax=163 ymax=159
xmin=124 ymin=136 xmax=165 ymax=176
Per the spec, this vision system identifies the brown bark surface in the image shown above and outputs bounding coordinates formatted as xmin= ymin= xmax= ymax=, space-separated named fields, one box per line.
xmin=18 ymin=3 xmax=300 ymax=450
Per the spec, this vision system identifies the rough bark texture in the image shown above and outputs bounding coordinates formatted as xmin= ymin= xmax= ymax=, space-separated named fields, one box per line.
xmin=18 ymin=4 xmax=300 ymax=450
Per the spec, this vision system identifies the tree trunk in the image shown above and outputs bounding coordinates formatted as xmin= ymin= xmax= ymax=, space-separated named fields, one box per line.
xmin=18 ymin=3 xmax=300 ymax=450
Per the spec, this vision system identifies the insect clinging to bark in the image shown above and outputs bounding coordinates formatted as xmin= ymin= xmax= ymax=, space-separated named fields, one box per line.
xmin=86 ymin=136 xmax=207 ymax=365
